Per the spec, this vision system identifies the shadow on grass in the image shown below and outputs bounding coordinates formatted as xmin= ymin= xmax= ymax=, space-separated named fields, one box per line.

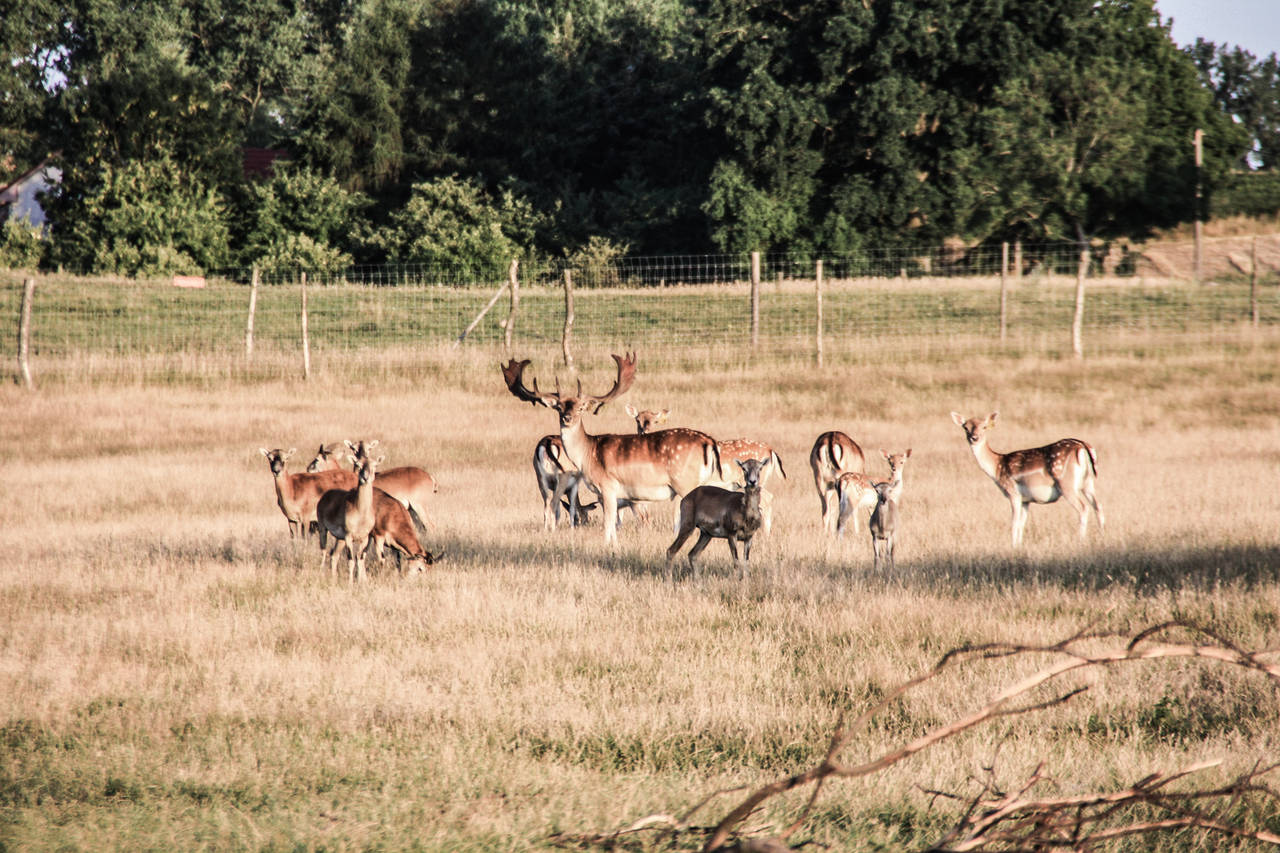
xmin=414 ymin=525 xmax=1280 ymax=594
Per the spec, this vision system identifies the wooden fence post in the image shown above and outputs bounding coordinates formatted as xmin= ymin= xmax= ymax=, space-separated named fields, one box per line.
xmin=245 ymin=265 xmax=259 ymax=361
xmin=1000 ymin=242 xmax=1009 ymax=341
xmin=18 ymin=277 xmax=34 ymax=388
xmin=815 ymin=259 xmax=824 ymax=368
xmin=1014 ymin=240 xmax=1023 ymax=279
xmin=750 ymin=251 xmax=760 ymax=348
xmin=1251 ymin=236 xmax=1259 ymax=328
xmin=562 ymin=268 xmax=575 ymax=368
xmin=300 ymin=271 xmax=311 ymax=380
xmin=504 ymin=259 xmax=520 ymax=351
xmin=1072 ymin=243 xmax=1087 ymax=359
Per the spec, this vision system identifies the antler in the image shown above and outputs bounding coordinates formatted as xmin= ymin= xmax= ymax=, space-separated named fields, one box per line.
xmin=501 ymin=358 xmax=553 ymax=407
xmin=584 ymin=352 xmax=637 ymax=407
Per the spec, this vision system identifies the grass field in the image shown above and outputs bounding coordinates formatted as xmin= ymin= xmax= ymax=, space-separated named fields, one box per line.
xmin=3 ymin=334 xmax=1280 ymax=851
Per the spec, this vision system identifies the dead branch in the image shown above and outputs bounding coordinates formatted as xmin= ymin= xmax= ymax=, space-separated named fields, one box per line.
xmin=701 ymin=620 xmax=1280 ymax=852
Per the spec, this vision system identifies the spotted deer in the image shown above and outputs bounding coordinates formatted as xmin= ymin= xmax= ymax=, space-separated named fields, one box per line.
xmin=666 ymin=458 xmax=769 ymax=578
xmin=810 ymin=431 xmax=866 ymax=534
xmin=503 ymin=353 xmax=723 ymax=544
xmin=625 ymin=405 xmax=670 ymax=434
xmin=835 ymin=449 xmax=910 ymax=540
xmin=951 ymin=412 xmax=1104 ymax=547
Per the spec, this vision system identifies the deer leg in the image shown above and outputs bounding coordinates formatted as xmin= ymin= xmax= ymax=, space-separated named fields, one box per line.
xmin=686 ymin=532 xmax=714 ymax=575
xmin=726 ymin=535 xmax=740 ymax=568
xmin=1010 ymin=498 xmax=1028 ymax=547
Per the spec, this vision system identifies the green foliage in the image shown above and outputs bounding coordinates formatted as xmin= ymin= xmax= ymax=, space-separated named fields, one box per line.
xmin=46 ymin=157 xmax=230 ymax=275
xmin=1213 ymin=170 xmax=1280 ymax=217
xmin=237 ymin=163 xmax=370 ymax=269
xmin=373 ymin=176 xmax=541 ymax=275
xmin=0 ymin=219 xmax=47 ymax=270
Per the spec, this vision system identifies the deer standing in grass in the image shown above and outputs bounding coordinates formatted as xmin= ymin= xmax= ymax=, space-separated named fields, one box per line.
xmin=869 ymin=481 xmax=900 ymax=570
xmin=810 ymin=431 xmax=866 ymax=534
xmin=502 ymin=352 xmax=723 ymax=545
xmin=533 ymin=434 xmax=597 ymax=529
xmin=260 ymin=448 xmax=353 ymax=539
xmin=306 ymin=442 xmax=438 ymax=532
xmin=951 ymin=412 xmax=1104 ymax=547
xmin=834 ymin=449 xmax=910 ymax=540
xmin=316 ymin=446 xmax=382 ymax=583
xmin=666 ymin=458 xmax=769 ymax=578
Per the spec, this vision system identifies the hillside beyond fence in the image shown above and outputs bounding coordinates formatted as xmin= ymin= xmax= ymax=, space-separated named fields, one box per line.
xmin=5 ymin=241 xmax=1280 ymax=384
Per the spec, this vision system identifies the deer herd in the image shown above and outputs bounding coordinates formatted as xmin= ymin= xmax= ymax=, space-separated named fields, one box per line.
xmin=259 ymin=352 xmax=1105 ymax=582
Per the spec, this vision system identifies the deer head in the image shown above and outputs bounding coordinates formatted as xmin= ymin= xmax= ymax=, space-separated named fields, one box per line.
xmin=502 ymin=352 xmax=637 ymax=429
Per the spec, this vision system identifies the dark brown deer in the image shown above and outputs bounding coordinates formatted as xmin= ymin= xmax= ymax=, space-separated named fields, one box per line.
xmin=666 ymin=458 xmax=769 ymax=578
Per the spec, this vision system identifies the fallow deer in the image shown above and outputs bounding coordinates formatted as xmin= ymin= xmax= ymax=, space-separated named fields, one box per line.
xmin=625 ymin=404 xmax=670 ymax=434
xmin=869 ymin=481 xmax=899 ymax=570
xmin=666 ymin=458 xmax=769 ymax=578
xmin=306 ymin=442 xmax=438 ymax=531
xmin=260 ymin=448 xmax=353 ymax=539
xmin=810 ymin=431 xmax=866 ymax=534
xmin=533 ymin=434 xmax=597 ymax=529
xmin=835 ymin=448 xmax=910 ymax=540
xmin=502 ymin=352 xmax=722 ymax=544
xmin=316 ymin=446 xmax=381 ymax=583
xmin=950 ymin=412 xmax=1104 ymax=547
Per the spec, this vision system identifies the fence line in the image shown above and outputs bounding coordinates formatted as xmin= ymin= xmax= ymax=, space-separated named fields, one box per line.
xmin=5 ymin=243 xmax=1280 ymax=383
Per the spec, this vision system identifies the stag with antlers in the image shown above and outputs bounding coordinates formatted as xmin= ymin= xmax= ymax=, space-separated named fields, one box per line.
xmin=501 ymin=353 xmax=723 ymax=544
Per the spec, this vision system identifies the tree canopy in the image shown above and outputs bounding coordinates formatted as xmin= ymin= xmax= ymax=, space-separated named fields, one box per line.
xmin=2 ymin=0 xmax=1275 ymax=275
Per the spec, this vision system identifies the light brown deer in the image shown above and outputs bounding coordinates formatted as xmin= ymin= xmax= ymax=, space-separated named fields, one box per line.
xmin=625 ymin=404 xmax=670 ymax=434
xmin=810 ymin=431 xmax=866 ymax=534
xmin=306 ymin=441 xmax=438 ymax=531
xmin=367 ymin=495 xmax=442 ymax=575
xmin=316 ymin=446 xmax=381 ymax=583
xmin=951 ymin=412 xmax=1104 ymax=547
xmin=260 ymin=447 xmax=353 ymax=539
xmin=666 ymin=458 xmax=769 ymax=578
xmin=502 ymin=352 xmax=722 ymax=544
xmin=835 ymin=449 xmax=910 ymax=540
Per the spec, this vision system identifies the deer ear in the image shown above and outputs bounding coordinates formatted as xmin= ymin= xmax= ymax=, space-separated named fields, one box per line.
xmin=950 ymin=412 xmax=964 ymax=426
xmin=285 ymin=448 xmax=296 ymax=458
xmin=906 ymin=448 xmax=912 ymax=458
xmin=879 ymin=449 xmax=889 ymax=460
xmin=625 ymin=404 xmax=637 ymax=417
xmin=988 ymin=412 xmax=999 ymax=425
xmin=658 ymin=409 xmax=670 ymax=419
xmin=259 ymin=447 xmax=270 ymax=457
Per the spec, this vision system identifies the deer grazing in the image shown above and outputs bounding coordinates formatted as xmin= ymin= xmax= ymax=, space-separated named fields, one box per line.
xmin=316 ymin=445 xmax=382 ymax=583
xmin=835 ymin=448 xmax=910 ymax=540
xmin=260 ymin=448 xmax=354 ymax=539
xmin=951 ymin=412 xmax=1104 ymax=547
xmin=666 ymin=458 xmax=769 ymax=578
xmin=306 ymin=442 xmax=438 ymax=532
xmin=502 ymin=352 xmax=723 ymax=544
xmin=810 ymin=431 xmax=866 ymax=534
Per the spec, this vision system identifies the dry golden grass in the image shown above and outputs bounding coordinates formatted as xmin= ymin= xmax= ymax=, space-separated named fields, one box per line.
xmin=2 ymin=339 xmax=1279 ymax=851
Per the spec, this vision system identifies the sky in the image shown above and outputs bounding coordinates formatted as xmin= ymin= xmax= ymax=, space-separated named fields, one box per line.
xmin=1155 ymin=0 xmax=1280 ymax=58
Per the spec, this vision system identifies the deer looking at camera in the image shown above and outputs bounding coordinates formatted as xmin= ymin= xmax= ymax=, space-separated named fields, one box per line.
xmin=666 ymin=457 xmax=770 ymax=578
xmin=502 ymin=353 xmax=722 ymax=544
xmin=951 ymin=412 xmax=1104 ymax=547
xmin=260 ymin=448 xmax=353 ymax=540
xmin=316 ymin=445 xmax=382 ymax=583
xmin=835 ymin=448 xmax=910 ymax=540
xmin=869 ymin=481 xmax=899 ymax=570
xmin=810 ymin=431 xmax=866 ymax=534
xmin=306 ymin=442 xmax=438 ymax=532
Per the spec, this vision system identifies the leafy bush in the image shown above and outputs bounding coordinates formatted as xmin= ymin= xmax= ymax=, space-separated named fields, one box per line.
xmin=238 ymin=164 xmax=370 ymax=269
xmin=0 ymin=218 xmax=46 ymax=270
xmin=46 ymin=157 xmax=230 ymax=276
xmin=372 ymin=176 xmax=542 ymax=276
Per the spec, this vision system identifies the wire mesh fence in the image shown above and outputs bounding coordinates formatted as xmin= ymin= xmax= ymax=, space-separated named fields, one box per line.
xmin=4 ymin=240 xmax=1279 ymax=383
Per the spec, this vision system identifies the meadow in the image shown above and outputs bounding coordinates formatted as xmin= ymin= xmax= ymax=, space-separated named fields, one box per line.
xmin=2 ymin=324 xmax=1280 ymax=850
